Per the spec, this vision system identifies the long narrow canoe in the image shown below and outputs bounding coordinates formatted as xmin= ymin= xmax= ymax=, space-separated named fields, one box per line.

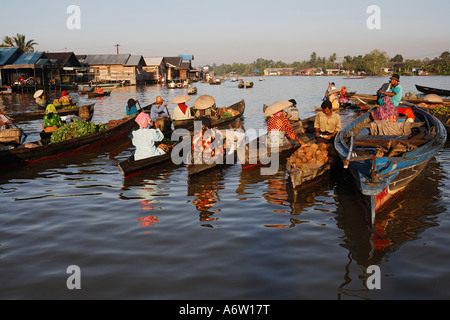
xmin=118 ymin=143 xmax=178 ymax=178
xmin=0 ymin=104 xmax=152 ymax=169
xmin=87 ymin=91 xmax=111 ymax=98
xmin=10 ymin=104 xmax=95 ymax=122
xmin=416 ymin=84 xmax=450 ymax=97
xmin=350 ymin=93 xmax=450 ymax=107
xmin=334 ymin=105 xmax=447 ymax=224
xmin=172 ymin=100 xmax=245 ymax=131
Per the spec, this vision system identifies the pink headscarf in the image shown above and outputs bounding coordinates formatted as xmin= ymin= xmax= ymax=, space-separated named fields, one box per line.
xmin=135 ymin=112 xmax=152 ymax=129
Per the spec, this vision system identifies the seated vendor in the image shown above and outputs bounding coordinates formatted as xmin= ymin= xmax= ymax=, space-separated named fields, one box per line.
xmin=314 ymin=100 xmax=342 ymax=143
xmin=132 ymin=112 xmax=169 ymax=161
xmin=43 ymin=104 xmax=63 ymax=133
xmin=150 ymin=96 xmax=169 ymax=121
xmin=192 ymin=95 xmax=218 ymax=119
xmin=59 ymin=91 xmax=72 ymax=105
xmin=172 ymin=95 xmax=193 ymax=121
xmin=265 ymin=100 xmax=306 ymax=147
xmin=126 ymin=99 xmax=139 ymax=116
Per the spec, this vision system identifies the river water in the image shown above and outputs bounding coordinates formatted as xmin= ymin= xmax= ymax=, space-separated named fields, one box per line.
xmin=1 ymin=76 xmax=450 ymax=300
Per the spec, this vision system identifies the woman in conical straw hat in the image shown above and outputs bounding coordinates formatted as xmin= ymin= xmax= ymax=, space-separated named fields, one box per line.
xmin=193 ymin=95 xmax=217 ymax=119
xmin=172 ymin=95 xmax=193 ymax=121
xmin=265 ymin=100 xmax=305 ymax=147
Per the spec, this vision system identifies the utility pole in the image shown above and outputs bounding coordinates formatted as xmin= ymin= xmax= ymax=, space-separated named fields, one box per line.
xmin=115 ymin=44 xmax=120 ymax=55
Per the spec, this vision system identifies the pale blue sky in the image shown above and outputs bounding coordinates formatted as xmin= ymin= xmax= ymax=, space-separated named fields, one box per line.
xmin=1 ymin=0 xmax=449 ymax=66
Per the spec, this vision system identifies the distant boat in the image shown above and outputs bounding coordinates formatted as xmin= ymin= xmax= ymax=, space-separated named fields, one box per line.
xmin=416 ymin=85 xmax=450 ymax=97
xmin=188 ymin=87 xmax=197 ymax=95
xmin=245 ymin=82 xmax=254 ymax=88
xmin=343 ymin=76 xmax=367 ymax=80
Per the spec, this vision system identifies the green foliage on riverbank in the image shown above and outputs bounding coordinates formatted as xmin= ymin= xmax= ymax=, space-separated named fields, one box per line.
xmin=204 ymin=50 xmax=450 ymax=77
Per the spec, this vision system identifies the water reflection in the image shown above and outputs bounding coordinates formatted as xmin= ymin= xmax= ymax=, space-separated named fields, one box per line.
xmin=334 ymin=157 xmax=447 ymax=299
xmin=187 ymin=170 xmax=225 ymax=226
xmin=121 ymin=166 xmax=175 ymax=233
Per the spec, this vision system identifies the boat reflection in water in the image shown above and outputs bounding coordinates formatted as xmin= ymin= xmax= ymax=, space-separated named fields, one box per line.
xmin=187 ymin=170 xmax=225 ymax=226
xmin=121 ymin=167 xmax=175 ymax=233
xmin=334 ymin=156 xmax=447 ymax=299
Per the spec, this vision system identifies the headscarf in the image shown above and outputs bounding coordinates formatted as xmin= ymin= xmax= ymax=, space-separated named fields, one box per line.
xmin=135 ymin=112 xmax=152 ymax=129
xmin=45 ymin=104 xmax=57 ymax=114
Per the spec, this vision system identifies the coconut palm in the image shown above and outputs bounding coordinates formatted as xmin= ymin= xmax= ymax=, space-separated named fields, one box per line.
xmin=13 ymin=34 xmax=38 ymax=52
xmin=1 ymin=34 xmax=38 ymax=52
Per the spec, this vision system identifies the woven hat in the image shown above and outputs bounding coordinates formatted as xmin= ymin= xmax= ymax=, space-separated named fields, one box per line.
xmin=156 ymin=96 xmax=164 ymax=104
xmin=194 ymin=95 xmax=216 ymax=110
xmin=327 ymin=89 xmax=340 ymax=96
xmin=33 ymin=90 xmax=44 ymax=99
xmin=264 ymin=100 xmax=293 ymax=117
xmin=425 ymin=94 xmax=443 ymax=103
xmin=172 ymin=95 xmax=191 ymax=104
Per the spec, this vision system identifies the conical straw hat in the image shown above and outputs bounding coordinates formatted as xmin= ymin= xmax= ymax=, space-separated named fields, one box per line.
xmin=172 ymin=95 xmax=191 ymax=104
xmin=425 ymin=94 xmax=443 ymax=103
xmin=194 ymin=95 xmax=215 ymax=110
xmin=33 ymin=90 xmax=44 ymax=99
xmin=264 ymin=100 xmax=293 ymax=117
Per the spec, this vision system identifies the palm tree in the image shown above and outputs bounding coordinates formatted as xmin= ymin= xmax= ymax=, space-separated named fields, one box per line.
xmin=1 ymin=34 xmax=38 ymax=52
xmin=13 ymin=34 xmax=38 ymax=52
xmin=1 ymin=36 xmax=15 ymax=47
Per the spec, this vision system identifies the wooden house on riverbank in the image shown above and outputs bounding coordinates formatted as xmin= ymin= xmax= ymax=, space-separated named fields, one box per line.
xmin=83 ymin=54 xmax=146 ymax=85
xmin=0 ymin=51 xmax=52 ymax=92
xmin=143 ymin=57 xmax=166 ymax=84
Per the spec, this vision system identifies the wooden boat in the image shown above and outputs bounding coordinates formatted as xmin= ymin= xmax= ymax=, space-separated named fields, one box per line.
xmin=172 ymin=100 xmax=245 ymax=131
xmin=87 ymin=90 xmax=111 ymax=98
xmin=118 ymin=144 xmax=178 ymax=178
xmin=245 ymin=82 xmax=254 ymax=88
xmin=287 ymin=160 xmax=333 ymax=192
xmin=0 ymin=128 xmax=22 ymax=145
xmin=349 ymin=93 xmax=450 ymax=109
xmin=186 ymin=129 xmax=245 ymax=176
xmin=334 ymin=105 xmax=447 ymax=224
xmin=0 ymin=104 xmax=152 ymax=169
xmin=416 ymin=84 xmax=450 ymax=97
xmin=429 ymin=111 xmax=450 ymax=134
xmin=343 ymin=76 xmax=367 ymax=80
xmin=0 ymin=91 xmax=14 ymax=95
xmin=188 ymin=87 xmax=198 ymax=95
xmin=10 ymin=104 xmax=95 ymax=122
xmin=238 ymin=82 xmax=245 ymax=88
xmin=240 ymin=116 xmax=316 ymax=169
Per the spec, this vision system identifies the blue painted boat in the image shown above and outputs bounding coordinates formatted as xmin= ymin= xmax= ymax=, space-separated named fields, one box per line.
xmin=334 ymin=106 xmax=447 ymax=223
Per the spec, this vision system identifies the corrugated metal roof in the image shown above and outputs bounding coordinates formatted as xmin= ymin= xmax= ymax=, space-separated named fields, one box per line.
xmin=10 ymin=52 xmax=45 ymax=65
xmin=0 ymin=47 xmax=22 ymax=65
xmin=164 ymin=57 xmax=182 ymax=68
xmin=125 ymin=55 xmax=146 ymax=67
xmin=84 ymin=54 xmax=131 ymax=65
xmin=144 ymin=57 xmax=163 ymax=66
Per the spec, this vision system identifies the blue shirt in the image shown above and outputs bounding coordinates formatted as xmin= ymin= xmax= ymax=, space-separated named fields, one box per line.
xmin=150 ymin=104 xmax=168 ymax=121
xmin=126 ymin=105 xmax=138 ymax=116
xmin=389 ymin=84 xmax=402 ymax=107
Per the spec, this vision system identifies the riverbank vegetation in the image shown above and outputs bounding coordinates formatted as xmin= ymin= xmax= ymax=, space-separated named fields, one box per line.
xmin=203 ymin=50 xmax=450 ymax=77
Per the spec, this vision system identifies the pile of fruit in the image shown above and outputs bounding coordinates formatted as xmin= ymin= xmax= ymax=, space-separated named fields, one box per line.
xmin=50 ymin=119 xmax=107 ymax=143
xmin=430 ymin=104 xmax=450 ymax=117
xmin=218 ymin=107 xmax=240 ymax=118
xmin=288 ymin=142 xmax=332 ymax=168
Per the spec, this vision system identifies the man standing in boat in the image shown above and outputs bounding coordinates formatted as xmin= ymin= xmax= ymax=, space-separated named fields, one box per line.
xmin=377 ymin=74 xmax=402 ymax=107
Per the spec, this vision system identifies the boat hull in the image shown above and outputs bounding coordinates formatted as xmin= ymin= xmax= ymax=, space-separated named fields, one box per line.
xmin=335 ymin=106 xmax=447 ymax=222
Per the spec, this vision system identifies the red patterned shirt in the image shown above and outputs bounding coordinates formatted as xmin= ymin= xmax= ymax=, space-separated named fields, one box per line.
xmin=267 ymin=115 xmax=299 ymax=140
